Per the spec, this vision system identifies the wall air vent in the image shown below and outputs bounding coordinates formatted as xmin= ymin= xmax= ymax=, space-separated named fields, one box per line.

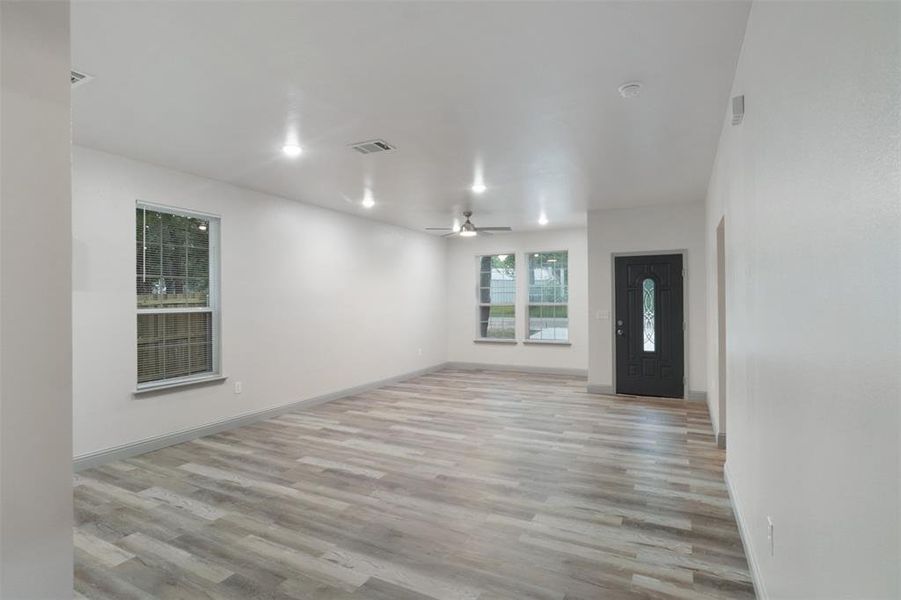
xmin=71 ymin=70 xmax=93 ymax=88
xmin=350 ymin=139 xmax=395 ymax=154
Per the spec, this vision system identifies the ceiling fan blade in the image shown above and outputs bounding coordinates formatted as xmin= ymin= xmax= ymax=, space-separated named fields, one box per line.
xmin=425 ymin=227 xmax=453 ymax=231
xmin=441 ymin=231 xmax=459 ymax=237
xmin=476 ymin=226 xmax=512 ymax=231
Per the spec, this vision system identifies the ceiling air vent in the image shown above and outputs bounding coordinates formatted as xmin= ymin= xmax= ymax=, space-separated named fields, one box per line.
xmin=71 ymin=70 xmax=93 ymax=88
xmin=350 ymin=139 xmax=395 ymax=154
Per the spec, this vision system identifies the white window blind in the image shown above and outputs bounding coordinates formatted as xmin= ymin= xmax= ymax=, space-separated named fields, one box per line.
xmin=478 ymin=254 xmax=516 ymax=339
xmin=528 ymin=251 xmax=569 ymax=341
xmin=136 ymin=205 xmax=220 ymax=386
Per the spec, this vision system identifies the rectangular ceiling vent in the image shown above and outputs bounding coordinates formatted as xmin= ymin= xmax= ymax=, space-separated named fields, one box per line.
xmin=71 ymin=70 xmax=93 ymax=88
xmin=350 ymin=139 xmax=395 ymax=154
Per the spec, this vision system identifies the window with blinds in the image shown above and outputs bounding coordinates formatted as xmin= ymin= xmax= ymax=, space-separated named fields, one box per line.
xmin=136 ymin=205 xmax=220 ymax=386
xmin=528 ymin=251 xmax=569 ymax=341
xmin=478 ymin=254 xmax=516 ymax=339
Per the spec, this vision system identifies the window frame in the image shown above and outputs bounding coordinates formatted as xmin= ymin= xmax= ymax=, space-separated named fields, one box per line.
xmin=475 ymin=252 xmax=517 ymax=342
xmin=525 ymin=250 xmax=570 ymax=344
xmin=135 ymin=201 xmax=222 ymax=392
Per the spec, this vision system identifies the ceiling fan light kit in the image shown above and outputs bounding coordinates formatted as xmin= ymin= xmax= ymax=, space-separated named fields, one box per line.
xmin=425 ymin=210 xmax=512 ymax=238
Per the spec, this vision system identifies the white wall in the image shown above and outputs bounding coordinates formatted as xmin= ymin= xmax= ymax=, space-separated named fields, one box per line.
xmin=705 ymin=2 xmax=900 ymax=598
xmin=445 ymin=228 xmax=588 ymax=373
xmin=0 ymin=1 xmax=74 ymax=597
xmin=587 ymin=203 xmax=707 ymax=395
xmin=73 ymin=147 xmax=447 ymax=457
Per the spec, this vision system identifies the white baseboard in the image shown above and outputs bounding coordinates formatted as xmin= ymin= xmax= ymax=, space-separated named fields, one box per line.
xmin=73 ymin=363 xmax=446 ymax=472
xmin=443 ymin=361 xmax=587 ymax=377
xmin=587 ymin=384 xmax=615 ymax=395
xmin=724 ymin=463 xmax=767 ymax=600
xmin=686 ymin=389 xmax=708 ymax=402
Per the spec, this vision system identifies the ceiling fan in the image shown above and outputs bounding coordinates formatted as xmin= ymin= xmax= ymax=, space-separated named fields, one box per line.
xmin=426 ymin=211 xmax=512 ymax=237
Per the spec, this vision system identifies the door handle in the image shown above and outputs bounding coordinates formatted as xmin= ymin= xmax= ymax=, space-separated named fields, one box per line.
xmin=616 ymin=329 xmax=624 ymax=336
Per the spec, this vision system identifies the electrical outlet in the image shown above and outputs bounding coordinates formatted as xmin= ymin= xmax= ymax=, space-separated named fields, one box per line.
xmin=767 ymin=516 xmax=774 ymax=557
xmin=234 ymin=381 xmax=242 ymax=394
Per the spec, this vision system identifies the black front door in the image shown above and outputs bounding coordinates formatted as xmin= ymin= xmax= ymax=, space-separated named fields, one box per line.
xmin=615 ymin=254 xmax=684 ymax=398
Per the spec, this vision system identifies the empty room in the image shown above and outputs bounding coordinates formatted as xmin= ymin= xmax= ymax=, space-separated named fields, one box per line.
xmin=0 ymin=0 xmax=898 ymax=599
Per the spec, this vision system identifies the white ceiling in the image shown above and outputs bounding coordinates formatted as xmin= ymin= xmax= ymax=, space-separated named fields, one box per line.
xmin=72 ymin=1 xmax=750 ymax=233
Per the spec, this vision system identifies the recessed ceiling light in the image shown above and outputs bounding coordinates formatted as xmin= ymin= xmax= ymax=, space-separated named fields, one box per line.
xmin=282 ymin=144 xmax=303 ymax=157
xmin=618 ymin=81 xmax=642 ymax=98
xmin=362 ymin=190 xmax=375 ymax=208
xmin=538 ymin=214 xmax=549 ymax=226
xmin=471 ymin=182 xmax=487 ymax=194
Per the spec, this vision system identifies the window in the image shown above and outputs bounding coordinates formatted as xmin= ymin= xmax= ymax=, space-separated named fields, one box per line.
xmin=136 ymin=204 xmax=219 ymax=387
xmin=642 ymin=277 xmax=655 ymax=352
xmin=528 ymin=251 xmax=568 ymax=341
xmin=478 ymin=254 xmax=516 ymax=339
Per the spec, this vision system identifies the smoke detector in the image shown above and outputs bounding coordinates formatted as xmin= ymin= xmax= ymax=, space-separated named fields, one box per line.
xmin=71 ymin=70 xmax=93 ymax=88
xmin=618 ymin=81 xmax=642 ymax=98
xmin=350 ymin=139 xmax=395 ymax=154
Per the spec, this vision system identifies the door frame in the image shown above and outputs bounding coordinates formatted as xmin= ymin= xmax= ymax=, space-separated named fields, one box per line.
xmin=610 ymin=249 xmax=690 ymax=399
xmin=715 ymin=218 xmax=727 ymax=447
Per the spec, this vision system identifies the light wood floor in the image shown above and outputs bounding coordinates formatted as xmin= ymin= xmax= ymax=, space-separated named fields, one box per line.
xmin=74 ymin=369 xmax=753 ymax=600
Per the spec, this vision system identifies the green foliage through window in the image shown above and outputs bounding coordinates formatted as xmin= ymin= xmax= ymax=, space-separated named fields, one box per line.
xmin=478 ymin=254 xmax=515 ymax=339
xmin=137 ymin=206 xmax=217 ymax=385
xmin=528 ymin=251 xmax=569 ymax=341
xmin=137 ymin=208 xmax=211 ymax=308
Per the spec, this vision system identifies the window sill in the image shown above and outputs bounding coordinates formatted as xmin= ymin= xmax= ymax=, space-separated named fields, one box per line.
xmin=134 ymin=374 xmax=227 ymax=395
xmin=523 ymin=339 xmax=571 ymax=346
xmin=473 ymin=338 xmax=518 ymax=344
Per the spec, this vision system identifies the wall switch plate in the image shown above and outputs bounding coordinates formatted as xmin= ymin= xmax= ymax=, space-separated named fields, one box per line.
xmin=732 ymin=94 xmax=745 ymax=125
xmin=234 ymin=381 xmax=242 ymax=394
xmin=767 ymin=516 xmax=774 ymax=557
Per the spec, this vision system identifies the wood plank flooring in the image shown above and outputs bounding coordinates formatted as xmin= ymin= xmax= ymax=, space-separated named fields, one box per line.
xmin=74 ymin=368 xmax=754 ymax=600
